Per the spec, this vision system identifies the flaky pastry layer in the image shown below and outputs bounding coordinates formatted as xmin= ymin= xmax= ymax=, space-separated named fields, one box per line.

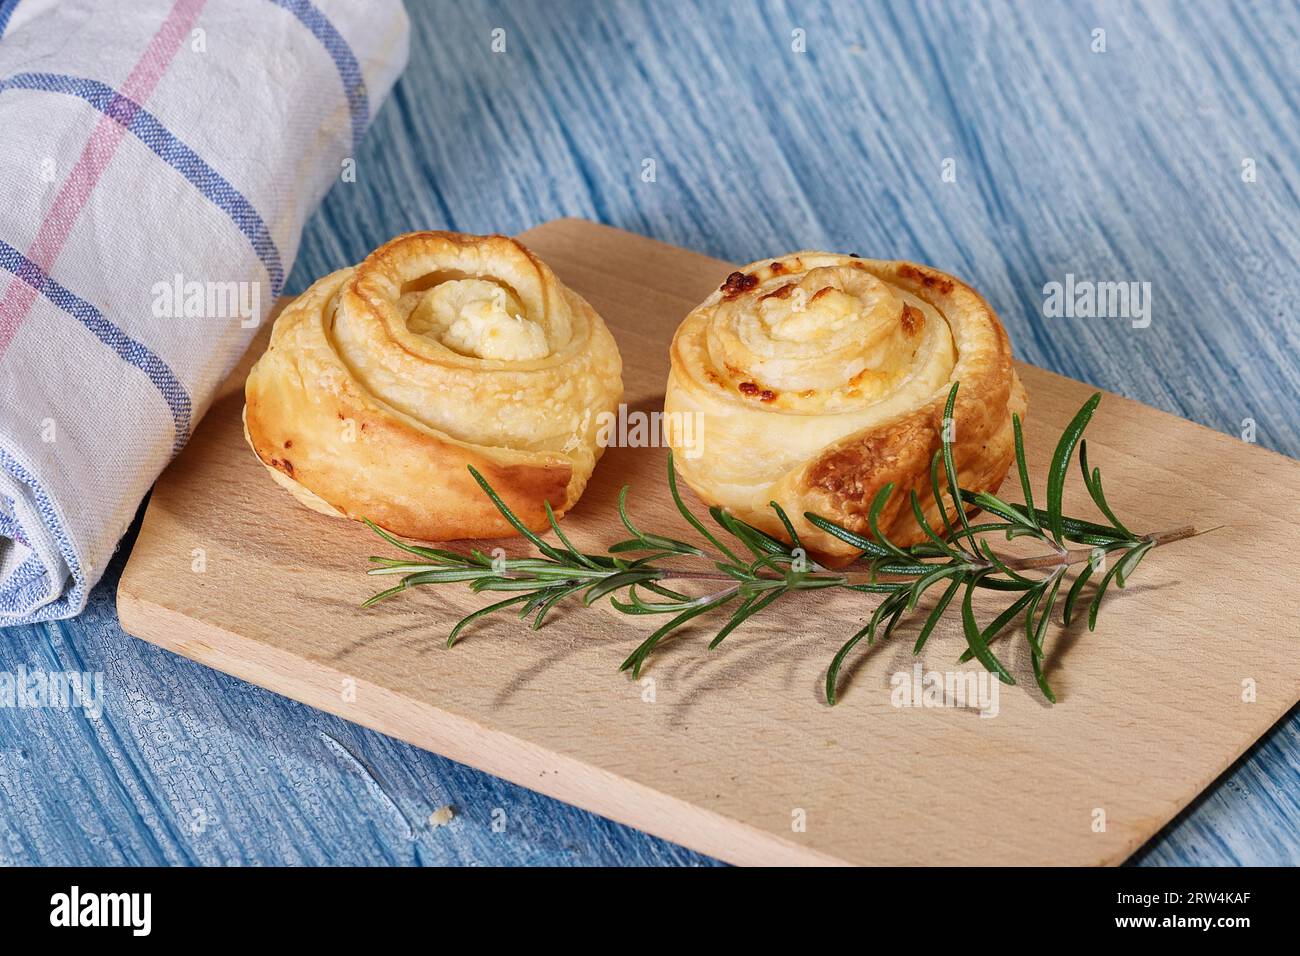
xmin=244 ymin=232 xmax=623 ymax=540
xmin=664 ymin=253 xmax=1027 ymax=566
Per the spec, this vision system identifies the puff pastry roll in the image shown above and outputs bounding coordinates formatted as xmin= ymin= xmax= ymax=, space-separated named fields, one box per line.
xmin=664 ymin=254 xmax=1027 ymax=566
xmin=244 ymin=232 xmax=623 ymax=540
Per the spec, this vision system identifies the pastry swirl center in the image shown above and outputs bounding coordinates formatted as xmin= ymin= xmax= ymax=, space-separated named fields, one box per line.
xmin=406 ymin=278 xmax=550 ymax=361
xmin=702 ymin=263 xmax=953 ymax=410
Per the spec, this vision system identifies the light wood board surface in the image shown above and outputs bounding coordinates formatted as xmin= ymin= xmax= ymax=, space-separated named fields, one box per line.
xmin=118 ymin=219 xmax=1300 ymax=866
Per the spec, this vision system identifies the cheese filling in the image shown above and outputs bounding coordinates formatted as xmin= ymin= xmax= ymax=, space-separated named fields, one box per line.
xmin=407 ymin=278 xmax=550 ymax=361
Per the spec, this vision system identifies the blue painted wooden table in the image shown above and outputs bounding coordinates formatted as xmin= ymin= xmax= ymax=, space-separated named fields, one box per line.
xmin=2 ymin=0 xmax=1298 ymax=866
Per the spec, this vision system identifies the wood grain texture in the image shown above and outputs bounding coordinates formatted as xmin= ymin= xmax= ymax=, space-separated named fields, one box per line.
xmin=116 ymin=218 xmax=1300 ymax=866
xmin=3 ymin=0 xmax=1299 ymax=866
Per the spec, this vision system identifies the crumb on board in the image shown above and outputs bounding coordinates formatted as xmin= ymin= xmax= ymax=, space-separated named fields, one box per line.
xmin=428 ymin=805 xmax=455 ymax=829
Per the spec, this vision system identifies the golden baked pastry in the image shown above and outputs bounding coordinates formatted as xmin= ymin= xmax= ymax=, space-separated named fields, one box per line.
xmin=244 ymin=231 xmax=623 ymax=540
xmin=663 ymin=253 xmax=1027 ymax=566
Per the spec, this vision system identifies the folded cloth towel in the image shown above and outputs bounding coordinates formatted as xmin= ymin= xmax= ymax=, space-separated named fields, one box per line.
xmin=0 ymin=0 xmax=409 ymax=624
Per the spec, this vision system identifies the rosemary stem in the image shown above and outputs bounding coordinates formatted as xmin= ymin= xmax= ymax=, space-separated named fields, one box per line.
xmin=641 ymin=524 xmax=1204 ymax=586
xmin=1005 ymin=524 xmax=1202 ymax=572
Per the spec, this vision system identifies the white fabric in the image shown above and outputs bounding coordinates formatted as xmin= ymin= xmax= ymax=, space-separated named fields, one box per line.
xmin=0 ymin=0 xmax=410 ymax=623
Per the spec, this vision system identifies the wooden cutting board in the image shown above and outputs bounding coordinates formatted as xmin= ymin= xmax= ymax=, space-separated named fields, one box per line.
xmin=117 ymin=218 xmax=1300 ymax=866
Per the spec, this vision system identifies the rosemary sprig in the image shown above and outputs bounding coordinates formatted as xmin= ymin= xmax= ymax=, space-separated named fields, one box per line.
xmin=362 ymin=385 xmax=1205 ymax=705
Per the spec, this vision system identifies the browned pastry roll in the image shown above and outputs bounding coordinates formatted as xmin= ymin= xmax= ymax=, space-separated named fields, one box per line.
xmin=244 ymin=231 xmax=623 ymax=540
xmin=663 ymin=253 xmax=1027 ymax=566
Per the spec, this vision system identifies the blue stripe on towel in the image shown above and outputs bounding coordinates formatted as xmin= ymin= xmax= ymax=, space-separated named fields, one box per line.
xmin=0 ymin=442 xmax=81 ymax=622
xmin=0 ymin=557 xmax=52 ymax=616
xmin=0 ymin=239 xmax=193 ymax=452
xmin=0 ymin=0 xmax=20 ymax=40
xmin=0 ymin=71 xmax=285 ymax=297
xmin=270 ymin=0 xmax=370 ymax=150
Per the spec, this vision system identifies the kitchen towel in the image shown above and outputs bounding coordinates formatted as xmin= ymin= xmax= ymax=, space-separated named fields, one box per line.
xmin=0 ymin=0 xmax=410 ymax=624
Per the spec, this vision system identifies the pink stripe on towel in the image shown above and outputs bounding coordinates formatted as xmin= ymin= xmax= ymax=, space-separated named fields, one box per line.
xmin=0 ymin=0 xmax=206 ymax=353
